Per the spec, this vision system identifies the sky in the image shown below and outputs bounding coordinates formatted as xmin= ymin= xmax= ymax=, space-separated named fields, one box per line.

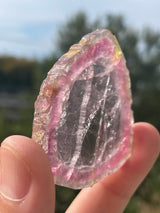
xmin=0 ymin=0 xmax=160 ymax=59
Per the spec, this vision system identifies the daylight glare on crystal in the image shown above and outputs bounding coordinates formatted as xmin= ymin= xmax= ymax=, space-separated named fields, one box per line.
xmin=32 ymin=29 xmax=133 ymax=189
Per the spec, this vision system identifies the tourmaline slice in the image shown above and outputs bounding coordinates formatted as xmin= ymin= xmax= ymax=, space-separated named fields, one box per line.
xmin=32 ymin=29 xmax=133 ymax=189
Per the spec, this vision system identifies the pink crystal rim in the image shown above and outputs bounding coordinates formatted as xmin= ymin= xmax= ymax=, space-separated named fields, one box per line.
xmin=32 ymin=29 xmax=133 ymax=189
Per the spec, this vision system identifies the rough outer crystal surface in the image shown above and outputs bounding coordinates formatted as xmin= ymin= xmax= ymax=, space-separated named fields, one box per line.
xmin=32 ymin=29 xmax=133 ymax=189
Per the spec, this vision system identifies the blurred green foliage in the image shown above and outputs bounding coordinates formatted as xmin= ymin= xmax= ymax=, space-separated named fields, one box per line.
xmin=0 ymin=11 xmax=160 ymax=213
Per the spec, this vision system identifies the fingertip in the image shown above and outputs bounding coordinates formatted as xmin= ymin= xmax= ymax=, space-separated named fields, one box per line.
xmin=2 ymin=135 xmax=33 ymax=144
xmin=1 ymin=134 xmax=54 ymax=186
xmin=1 ymin=135 xmax=51 ymax=168
xmin=132 ymin=122 xmax=160 ymax=160
xmin=133 ymin=122 xmax=160 ymax=144
xmin=1 ymin=135 xmax=41 ymax=153
xmin=121 ymin=122 xmax=160 ymax=182
xmin=0 ymin=135 xmax=55 ymax=213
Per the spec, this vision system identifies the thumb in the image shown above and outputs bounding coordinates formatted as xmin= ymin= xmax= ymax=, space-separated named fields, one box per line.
xmin=0 ymin=136 xmax=55 ymax=213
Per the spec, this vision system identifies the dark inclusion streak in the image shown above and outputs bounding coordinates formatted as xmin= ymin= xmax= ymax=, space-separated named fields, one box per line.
xmin=69 ymin=68 xmax=94 ymax=168
xmin=56 ymin=80 xmax=86 ymax=163
xmin=76 ymin=108 xmax=102 ymax=166
xmin=76 ymin=61 xmax=108 ymax=167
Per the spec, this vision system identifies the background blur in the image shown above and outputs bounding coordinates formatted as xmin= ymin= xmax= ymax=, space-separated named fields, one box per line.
xmin=0 ymin=0 xmax=160 ymax=212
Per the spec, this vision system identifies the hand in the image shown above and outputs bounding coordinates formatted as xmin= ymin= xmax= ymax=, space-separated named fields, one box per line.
xmin=0 ymin=123 xmax=159 ymax=213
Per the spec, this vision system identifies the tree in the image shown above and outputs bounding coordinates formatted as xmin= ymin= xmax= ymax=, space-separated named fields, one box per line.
xmin=0 ymin=57 xmax=38 ymax=92
xmin=57 ymin=11 xmax=98 ymax=54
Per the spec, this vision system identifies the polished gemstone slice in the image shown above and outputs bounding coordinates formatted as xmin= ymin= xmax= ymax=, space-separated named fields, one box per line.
xmin=32 ymin=29 xmax=133 ymax=189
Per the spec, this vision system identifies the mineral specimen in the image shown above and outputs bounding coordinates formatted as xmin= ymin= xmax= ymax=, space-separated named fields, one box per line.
xmin=32 ymin=29 xmax=133 ymax=189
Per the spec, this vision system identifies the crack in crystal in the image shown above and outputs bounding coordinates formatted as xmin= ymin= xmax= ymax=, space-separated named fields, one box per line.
xmin=94 ymin=74 xmax=111 ymax=164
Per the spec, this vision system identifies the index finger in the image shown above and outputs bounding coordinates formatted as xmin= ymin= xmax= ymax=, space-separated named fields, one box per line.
xmin=66 ymin=123 xmax=160 ymax=213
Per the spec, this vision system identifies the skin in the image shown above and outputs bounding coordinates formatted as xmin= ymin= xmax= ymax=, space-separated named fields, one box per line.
xmin=0 ymin=122 xmax=159 ymax=213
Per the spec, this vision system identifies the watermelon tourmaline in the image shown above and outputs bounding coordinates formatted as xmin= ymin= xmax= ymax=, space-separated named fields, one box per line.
xmin=32 ymin=29 xmax=133 ymax=189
